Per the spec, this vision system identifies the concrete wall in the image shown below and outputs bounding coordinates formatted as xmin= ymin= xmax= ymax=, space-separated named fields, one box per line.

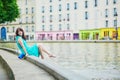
xmin=0 ymin=55 xmax=15 ymax=80
xmin=0 ymin=46 xmax=86 ymax=80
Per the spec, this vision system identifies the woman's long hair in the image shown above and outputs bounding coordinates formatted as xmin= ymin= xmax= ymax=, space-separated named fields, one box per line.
xmin=15 ymin=28 xmax=26 ymax=40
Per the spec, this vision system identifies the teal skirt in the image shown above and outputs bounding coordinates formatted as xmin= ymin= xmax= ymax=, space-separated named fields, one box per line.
xmin=27 ymin=44 xmax=40 ymax=57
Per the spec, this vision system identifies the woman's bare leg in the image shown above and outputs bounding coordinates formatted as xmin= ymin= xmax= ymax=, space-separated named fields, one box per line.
xmin=38 ymin=44 xmax=55 ymax=58
xmin=38 ymin=45 xmax=44 ymax=59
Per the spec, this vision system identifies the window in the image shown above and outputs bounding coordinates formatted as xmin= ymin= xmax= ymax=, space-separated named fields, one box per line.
xmin=19 ymin=18 xmax=22 ymax=24
xmin=31 ymin=7 xmax=34 ymax=13
xmin=85 ymin=11 xmax=88 ymax=20
xmin=74 ymin=2 xmax=77 ymax=10
xmin=50 ymin=25 xmax=52 ymax=31
xmin=59 ymin=4 xmax=62 ymax=11
xmin=85 ymin=1 xmax=88 ymax=8
xmin=25 ymin=0 xmax=27 ymax=5
xmin=106 ymin=0 xmax=108 ymax=5
xmin=104 ymin=31 xmax=109 ymax=37
xmin=59 ymin=14 xmax=62 ymax=22
xmin=13 ymin=27 xmax=15 ymax=32
xmin=7 ymin=27 xmax=9 ymax=32
xmin=19 ymin=9 xmax=22 ymax=14
xmin=113 ymin=0 xmax=117 ymax=4
xmin=26 ymin=17 xmax=28 ymax=23
xmin=105 ymin=20 xmax=108 ymax=27
xmin=50 ymin=0 xmax=52 ymax=2
xmin=50 ymin=15 xmax=53 ymax=22
xmin=41 ymin=6 xmax=45 ymax=13
xmin=50 ymin=6 xmax=52 ymax=12
xmin=30 ymin=35 xmax=34 ymax=40
xmin=114 ymin=20 xmax=117 ymax=27
xmin=42 ymin=16 xmax=45 ymax=23
xmin=59 ymin=24 xmax=62 ymax=30
xmin=67 ymin=3 xmax=70 ymax=10
xmin=113 ymin=8 xmax=117 ymax=16
xmin=31 ymin=16 xmax=34 ymax=23
xmin=94 ymin=0 xmax=97 ymax=7
xmin=32 ymin=26 xmax=34 ymax=32
xmin=105 ymin=9 xmax=108 ymax=17
xmin=67 ymin=14 xmax=70 ymax=21
xmin=26 ymin=8 xmax=28 ymax=14
xmin=42 ymin=25 xmax=45 ymax=31
xmin=67 ymin=24 xmax=70 ymax=30
xmin=26 ymin=26 xmax=28 ymax=32
xmin=42 ymin=6 xmax=45 ymax=13
xmin=26 ymin=35 xmax=29 ymax=40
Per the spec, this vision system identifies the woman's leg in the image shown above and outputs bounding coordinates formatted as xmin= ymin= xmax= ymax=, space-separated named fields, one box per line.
xmin=38 ymin=44 xmax=55 ymax=58
xmin=38 ymin=45 xmax=44 ymax=59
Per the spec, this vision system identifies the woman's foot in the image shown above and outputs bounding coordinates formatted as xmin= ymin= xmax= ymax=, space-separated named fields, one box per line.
xmin=48 ymin=54 xmax=56 ymax=58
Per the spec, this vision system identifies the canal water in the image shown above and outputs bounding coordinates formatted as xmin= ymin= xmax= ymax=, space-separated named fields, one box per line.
xmin=41 ymin=42 xmax=120 ymax=79
xmin=1 ymin=42 xmax=120 ymax=79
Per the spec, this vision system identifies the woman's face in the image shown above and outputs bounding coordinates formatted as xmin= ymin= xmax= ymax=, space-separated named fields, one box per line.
xmin=18 ymin=30 xmax=23 ymax=36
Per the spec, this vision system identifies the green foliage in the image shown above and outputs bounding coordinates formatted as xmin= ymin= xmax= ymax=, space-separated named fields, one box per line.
xmin=0 ymin=0 xmax=19 ymax=23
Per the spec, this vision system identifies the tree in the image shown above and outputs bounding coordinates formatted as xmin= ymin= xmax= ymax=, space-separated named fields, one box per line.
xmin=0 ymin=0 xmax=19 ymax=23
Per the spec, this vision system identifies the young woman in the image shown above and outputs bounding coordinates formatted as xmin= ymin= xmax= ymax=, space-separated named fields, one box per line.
xmin=15 ymin=27 xmax=55 ymax=59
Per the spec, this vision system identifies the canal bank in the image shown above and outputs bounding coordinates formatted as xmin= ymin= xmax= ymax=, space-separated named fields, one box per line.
xmin=0 ymin=55 xmax=15 ymax=80
xmin=0 ymin=49 xmax=57 ymax=80
xmin=0 ymin=47 xmax=87 ymax=80
xmin=0 ymin=41 xmax=120 ymax=80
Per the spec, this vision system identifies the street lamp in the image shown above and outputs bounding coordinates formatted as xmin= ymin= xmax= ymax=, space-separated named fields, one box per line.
xmin=114 ymin=12 xmax=118 ymax=40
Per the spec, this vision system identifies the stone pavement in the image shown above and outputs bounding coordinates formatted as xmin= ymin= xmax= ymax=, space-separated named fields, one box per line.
xmin=0 ymin=49 xmax=57 ymax=80
xmin=0 ymin=63 xmax=9 ymax=80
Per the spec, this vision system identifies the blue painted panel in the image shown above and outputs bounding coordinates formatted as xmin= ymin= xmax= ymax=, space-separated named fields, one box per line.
xmin=1 ymin=27 xmax=6 ymax=40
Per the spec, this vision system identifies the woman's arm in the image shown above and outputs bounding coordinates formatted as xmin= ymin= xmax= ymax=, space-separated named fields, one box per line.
xmin=18 ymin=37 xmax=28 ymax=55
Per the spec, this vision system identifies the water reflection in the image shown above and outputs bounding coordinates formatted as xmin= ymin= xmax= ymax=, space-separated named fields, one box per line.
xmin=1 ymin=42 xmax=120 ymax=79
xmin=44 ymin=43 xmax=120 ymax=71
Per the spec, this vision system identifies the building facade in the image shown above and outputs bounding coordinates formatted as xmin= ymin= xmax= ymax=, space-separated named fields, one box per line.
xmin=0 ymin=0 xmax=120 ymax=41
xmin=0 ymin=0 xmax=36 ymax=41
xmin=80 ymin=0 xmax=120 ymax=40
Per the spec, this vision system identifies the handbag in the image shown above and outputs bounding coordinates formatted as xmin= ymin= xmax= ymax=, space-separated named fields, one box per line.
xmin=18 ymin=53 xmax=25 ymax=59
